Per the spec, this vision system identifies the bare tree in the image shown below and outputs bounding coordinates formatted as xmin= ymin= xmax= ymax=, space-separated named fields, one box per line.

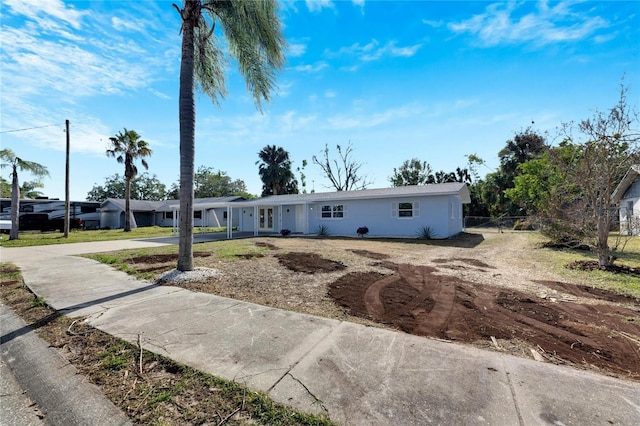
xmin=312 ymin=142 xmax=373 ymax=191
xmin=549 ymin=82 xmax=640 ymax=266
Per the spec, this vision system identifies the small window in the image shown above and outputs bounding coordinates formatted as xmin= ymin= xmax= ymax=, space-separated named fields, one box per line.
xmin=164 ymin=211 xmax=173 ymax=219
xmin=194 ymin=210 xmax=202 ymax=219
xmin=398 ymin=202 xmax=413 ymax=217
xmin=321 ymin=204 xmax=344 ymax=219
xmin=223 ymin=211 xmax=228 ymax=219
xmin=393 ymin=201 xmax=419 ymax=218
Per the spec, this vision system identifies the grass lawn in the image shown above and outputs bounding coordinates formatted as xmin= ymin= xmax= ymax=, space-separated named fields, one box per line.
xmin=0 ymin=226 xmax=227 ymax=248
xmin=534 ymin=233 xmax=640 ymax=297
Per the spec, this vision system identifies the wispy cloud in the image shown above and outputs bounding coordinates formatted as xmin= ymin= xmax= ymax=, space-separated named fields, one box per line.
xmin=0 ymin=0 xmax=179 ymax=154
xmin=327 ymin=103 xmax=424 ymax=130
xmin=288 ymin=43 xmax=307 ymax=57
xmin=292 ymin=62 xmax=329 ymax=73
xmin=422 ymin=19 xmax=443 ymax=28
xmin=448 ymin=1 xmax=610 ymax=47
xmin=306 ymin=0 xmax=334 ymax=13
xmin=327 ymin=39 xmax=422 ymax=62
xmin=3 ymin=0 xmax=86 ymax=30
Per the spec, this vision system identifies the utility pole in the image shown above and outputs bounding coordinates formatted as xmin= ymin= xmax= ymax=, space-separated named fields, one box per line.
xmin=64 ymin=119 xmax=70 ymax=238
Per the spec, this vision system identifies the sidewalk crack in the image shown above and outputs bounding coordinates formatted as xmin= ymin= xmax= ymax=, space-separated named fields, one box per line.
xmin=503 ymin=360 xmax=525 ymax=426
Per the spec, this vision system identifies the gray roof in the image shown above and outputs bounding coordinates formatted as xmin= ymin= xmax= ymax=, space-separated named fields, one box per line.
xmin=102 ymin=184 xmax=470 ymax=213
xmin=612 ymin=165 xmax=640 ymax=203
xmin=101 ymin=196 xmax=245 ymax=213
xmin=237 ymin=183 xmax=471 ymax=206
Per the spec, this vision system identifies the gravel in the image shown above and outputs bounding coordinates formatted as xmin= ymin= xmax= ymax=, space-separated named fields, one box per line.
xmin=157 ymin=267 xmax=223 ymax=284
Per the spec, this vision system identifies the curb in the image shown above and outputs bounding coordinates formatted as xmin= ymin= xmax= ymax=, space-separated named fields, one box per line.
xmin=0 ymin=302 xmax=132 ymax=426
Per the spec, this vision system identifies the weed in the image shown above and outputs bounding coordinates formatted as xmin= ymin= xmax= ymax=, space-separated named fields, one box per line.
xmin=30 ymin=296 xmax=46 ymax=307
xmin=357 ymin=226 xmax=369 ymax=237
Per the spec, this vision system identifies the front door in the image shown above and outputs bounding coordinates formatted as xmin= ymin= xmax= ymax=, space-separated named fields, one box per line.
xmin=259 ymin=207 xmax=274 ymax=231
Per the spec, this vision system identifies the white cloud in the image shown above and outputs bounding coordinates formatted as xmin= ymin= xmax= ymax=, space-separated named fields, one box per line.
xmin=327 ymin=103 xmax=424 ymax=130
xmin=352 ymin=0 xmax=365 ymax=6
xmin=327 ymin=39 xmax=422 ymax=62
xmin=306 ymin=0 xmax=334 ymax=13
xmin=4 ymin=0 xmax=86 ymax=30
xmin=324 ymin=90 xmax=337 ymax=98
xmin=288 ymin=43 xmax=307 ymax=57
xmin=448 ymin=1 xmax=610 ymax=47
xmin=292 ymin=62 xmax=329 ymax=73
xmin=422 ymin=19 xmax=443 ymax=28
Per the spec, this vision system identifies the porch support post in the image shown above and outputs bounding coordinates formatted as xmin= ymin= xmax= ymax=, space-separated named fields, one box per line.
xmin=254 ymin=206 xmax=259 ymax=236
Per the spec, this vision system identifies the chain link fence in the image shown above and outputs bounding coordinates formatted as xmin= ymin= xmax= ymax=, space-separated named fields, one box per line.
xmin=463 ymin=216 xmax=536 ymax=232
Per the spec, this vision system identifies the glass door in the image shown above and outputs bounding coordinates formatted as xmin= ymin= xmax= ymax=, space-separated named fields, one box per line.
xmin=259 ymin=207 xmax=274 ymax=231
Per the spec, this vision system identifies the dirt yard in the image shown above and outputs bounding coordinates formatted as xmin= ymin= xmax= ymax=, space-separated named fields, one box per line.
xmin=130 ymin=232 xmax=640 ymax=381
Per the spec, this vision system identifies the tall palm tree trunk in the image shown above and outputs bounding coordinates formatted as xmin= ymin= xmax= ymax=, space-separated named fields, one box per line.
xmin=177 ymin=0 xmax=198 ymax=271
xmin=124 ymin=178 xmax=132 ymax=232
xmin=9 ymin=166 xmax=19 ymax=240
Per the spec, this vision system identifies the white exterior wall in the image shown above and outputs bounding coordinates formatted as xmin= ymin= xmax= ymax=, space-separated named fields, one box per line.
xmin=306 ymin=195 xmax=456 ymax=238
xmin=239 ymin=207 xmax=255 ymax=232
xmin=620 ymin=180 xmax=640 ymax=236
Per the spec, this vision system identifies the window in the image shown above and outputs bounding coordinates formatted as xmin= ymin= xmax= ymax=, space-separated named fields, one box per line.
xmin=164 ymin=211 xmax=173 ymax=220
xmin=193 ymin=210 xmax=202 ymax=219
xmin=321 ymin=204 xmax=344 ymax=219
xmin=223 ymin=211 xmax=228 ymax=219
xmin=393 ymin=201 xmax=419 ymax=218
xmin=398 ymin=202 xmax=413 ymax=217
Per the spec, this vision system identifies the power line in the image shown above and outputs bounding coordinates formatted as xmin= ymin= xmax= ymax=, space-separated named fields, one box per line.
xmin=0 ymin=124 xmax=60 ymax=134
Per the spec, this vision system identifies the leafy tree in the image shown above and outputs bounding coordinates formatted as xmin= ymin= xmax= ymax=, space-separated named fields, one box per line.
xmin=106 ymin=128 xmax=152 ymax=232
xmin=543 ymin=84 xmax=640 ymax=266
xmin=167 ymin=166 xmax=248 ymax=199
xmin=429 ymin=167 xmax=472 ymax=184
xmin=0 ymin=177 xmax=44 ymax=199
xmin=498 ymin=127 xmax=548 ymax=177
xmin=469 ymin=129 xmax=548 ymax=217
xmin=174 ymin=0 xmax=286 ymax=271
xmin=296 ymin=159 xmax=308 ymax=193
xmin=256 ymin=145 xmax=298 ymax=196
xmin=312 ymin=142 xmax=372 ymax=191
xmin=505 ymin=142 xmax=581 ymax=216
xmin=0 ymin=149 xmax=49 ymax=240
xmin=0 ymin=176 xmax=10 ymax=198
xmin=19 ymin=181 xmax=46 ymax=199
xmin=87 ymin=173 xmax=167 ymax=202
xmin=390 ymin=158 xmax=432 ymax=186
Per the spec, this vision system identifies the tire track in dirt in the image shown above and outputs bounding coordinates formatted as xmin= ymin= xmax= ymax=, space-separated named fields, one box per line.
xmin=328 ymin=262 xmax=640 ymax=380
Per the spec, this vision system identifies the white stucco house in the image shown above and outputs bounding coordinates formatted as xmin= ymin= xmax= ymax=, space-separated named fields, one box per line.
xmin=612 ymin=165 xmax=640 ymax=236
xmin=170 ymin=183 xmax=470 ymax=239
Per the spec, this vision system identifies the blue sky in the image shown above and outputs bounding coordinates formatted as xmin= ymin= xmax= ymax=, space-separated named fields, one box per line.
xmin=1 ymin=0 xmax=639 ymax=200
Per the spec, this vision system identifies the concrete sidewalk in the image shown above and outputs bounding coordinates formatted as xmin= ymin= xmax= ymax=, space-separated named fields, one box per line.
xmin=1 ymin=241 xmax=639 ymax=425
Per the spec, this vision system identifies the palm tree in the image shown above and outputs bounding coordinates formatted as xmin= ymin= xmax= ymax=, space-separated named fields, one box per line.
xmin=174 ymin=0 xmax=286 ymax=271
xmin=106 ymin=129 xmax=152 ymax=232
xmin=256 ymin=145 xmax=297 ymax=196
xmin=0 ymin=149 xmax=49 ymax=240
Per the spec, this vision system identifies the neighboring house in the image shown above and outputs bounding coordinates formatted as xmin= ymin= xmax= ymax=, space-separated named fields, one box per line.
xmin=169 ymin=183 xmax=471 ymax=239
xmin=100 ymin=196 xmax=244 ymax=230
xmin=612 ymin=165 xmax=640 ymax=236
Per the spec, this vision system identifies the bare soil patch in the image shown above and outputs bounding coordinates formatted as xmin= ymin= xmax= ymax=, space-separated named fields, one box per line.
xmin=135 ymin=233 xmax=639 ymax=380
xmin=274 ymin=252 xmax=347 ymax=274
xmin=568 ymin=260 xmax=640 ymax=276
